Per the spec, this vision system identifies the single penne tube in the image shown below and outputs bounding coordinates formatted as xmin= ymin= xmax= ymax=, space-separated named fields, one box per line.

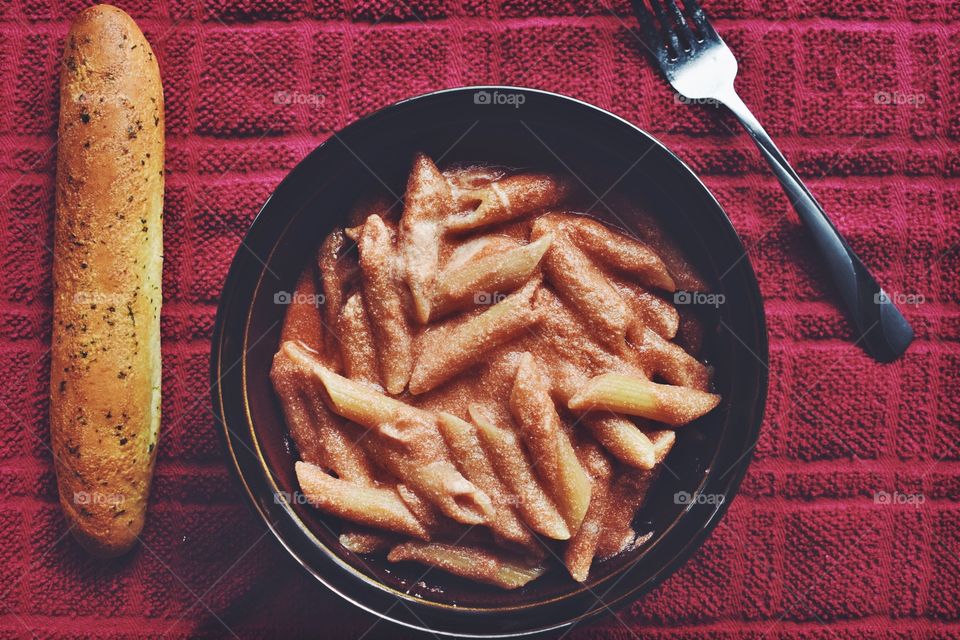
xmin=293 ymin=342 xmax=419 ymax=427
xmin=409 ymin=278 xmax=542 ymax=395
xmin=358 ymin=214 xmax=413 ymax=394
xmin=437 ymin=412 xmax=535 ymax=547
xmin=336 ymin=292 xmax=381 ymax=386
xmin=469 ymin=405 xmax=570 ymax=540
xmin=510 ymin=353 xmax=592 ymax=532
xmin=429 ymin=233 xmax=553 ymax=320
xmin=446 ymin=164 xmax=506 ymax=194
xmin=568 ymin=373 xmax=720 ymax=426
xmin=317 ymin=228 xmax=355 ymax=366
xmin=532 ymin=222 xmax=630 ymax=350
xmin=633 ymin=326 xmax=710 ymax=391
xmin=271 ymin=342 xmax=376 ymax=484
xmin=447 ymin=173 xmax=570 ymax=231
xmin=295 ymin=462 xmax=428 ymax=540
xmin=582 ymin=414 xmax=657 ymax=470
xmin=387 ymin=541 xmax=546 ymax=590
xmin=644 ymin=428 xmax=677 ymax=464
xmin=339 ymin=528 xmax=394 ymax=554
xmin=567 ymin=215 xmax=676 ymax=291
xmin=399 ymin=154 xmax=453 ymax=323
xmin=564 ymin=443 xmax=613 ymax=582
xmin=443 ymin=234 xmax=520 ymax=272
xmin=613 ymin=278 xmax=680 ymax=340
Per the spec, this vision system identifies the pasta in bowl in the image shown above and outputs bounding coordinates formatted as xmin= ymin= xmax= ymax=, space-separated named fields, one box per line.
xmin=211 ymin=86 xmax=767 ymax=636
xmin=270 ymin=154 xmax=720 ymax=588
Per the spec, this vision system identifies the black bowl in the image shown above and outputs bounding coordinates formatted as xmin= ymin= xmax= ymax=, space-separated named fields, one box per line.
xmin=211 ymin=86 xmax=768 ymax=637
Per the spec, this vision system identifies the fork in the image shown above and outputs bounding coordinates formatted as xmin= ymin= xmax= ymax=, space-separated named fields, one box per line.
xmin=631 ymin=0 xmax=914 ymax=362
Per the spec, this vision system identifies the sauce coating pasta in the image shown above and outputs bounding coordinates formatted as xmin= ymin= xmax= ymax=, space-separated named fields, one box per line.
xmin=271 ymin=154 xmax=719 ymax=588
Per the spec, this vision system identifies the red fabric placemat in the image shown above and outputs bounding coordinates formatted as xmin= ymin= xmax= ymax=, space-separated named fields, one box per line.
xmin=2 ymin=0 xmax=958 ymax=637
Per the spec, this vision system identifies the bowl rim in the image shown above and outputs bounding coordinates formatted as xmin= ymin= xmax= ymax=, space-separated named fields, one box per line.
xmin=210 ymin=84 xmax=769 ymax=637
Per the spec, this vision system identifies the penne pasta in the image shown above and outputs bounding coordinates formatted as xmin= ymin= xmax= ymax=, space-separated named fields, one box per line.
xmin=429 ymin=233 xmax=553 ymax=320
xmin=299 ymin=343 xmax=419 ymax=426
xmin=311 ymin=361 xmax=494 ymax=525
xmin=613 ymin=278 xmax=680 ymax=340
xmin=396 ymin=483 xmax=449 ymax=533
xmin=633 ymin=326 xmax=710 ymax=391
xmin=272 ymin=155 xmax=721 ymax=587
xmin=339 ymin=529 xmax=394 ymax=554
xmin=295 ymin=461 xmax=429 ymax=540
xmin=409 ymin=278 xmax=542 ymax=395
xmin=564 ymin=443 xmax=613 ymax=582
xmin=387 ymin=541 xmax=546 ymax=589
xmin=469 ymin=405 xmax=570 ymax=540
xmin=568 ymin=373 xmax=720 ymax=426
xmin=533 ymin=221 xmax=630 ymax=350
xmin=531 ymin=287 xmax=647 ymax=400
xmin=336 ymin=292 xmax=380 ymax=386
xmin=582 ymin=414 xmax=658 ymax=470
xmin=510 ymin=353 xmax=592 ymax=532
xmin=567 ymin=214 xmax=676 ymax=292
xmin=645 ymin=428 xmax=677 ymax=463
xmin=344 ymin=224 xmax=362 ymax=242
xmin=604 ymin=200 xmax=707 ymax=293
xmin=447 ymin=173 xmax=570 ymax=231
xmin=317 ymin=228 xmax=357 ymax=367
xmin=358 ymin=214 xmax=414 ymax=394
xmin=446 ymin=164 xmax=506 ymax=194
xmin=399 ymin=154 xmax=454 ymax=323
xmin=271 ymin=341 xmax=376 ymax=484
xmin=368 ymin=435 xmax=494 ymax=526
xmin=437 ymin=412 xmax=536 ymax=548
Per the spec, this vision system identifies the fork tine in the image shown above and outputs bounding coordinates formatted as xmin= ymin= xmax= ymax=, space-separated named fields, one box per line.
xmin=630 ymin=0 xmax=668 ymax=57
xmin=648 ymin=0 xmax=682 ymax=56
xmin=662 ymin=0 xmax=696 ymax=49
xmin=680 ymin=0 xmax=719 ymax=41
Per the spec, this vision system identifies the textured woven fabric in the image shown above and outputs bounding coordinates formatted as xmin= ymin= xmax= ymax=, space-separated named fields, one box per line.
xmin=1 ymin=0 xmax=958 ymax=637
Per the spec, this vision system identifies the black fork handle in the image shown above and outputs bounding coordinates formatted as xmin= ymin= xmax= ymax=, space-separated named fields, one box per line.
xmin=720 ymin=90 xmax=914 ymax=362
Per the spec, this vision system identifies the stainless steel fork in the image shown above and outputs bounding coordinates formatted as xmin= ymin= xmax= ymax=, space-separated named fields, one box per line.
xmin=631 ymin=0 xmax=913 ymax=362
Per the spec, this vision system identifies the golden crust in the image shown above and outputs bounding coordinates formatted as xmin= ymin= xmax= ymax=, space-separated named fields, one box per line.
xmin=50 ymin=4 xmax=164 ymax=558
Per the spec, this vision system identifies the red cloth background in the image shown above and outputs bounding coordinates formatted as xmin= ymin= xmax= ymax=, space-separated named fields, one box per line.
xmin=1 ymin=0 xmax=958 ymax=637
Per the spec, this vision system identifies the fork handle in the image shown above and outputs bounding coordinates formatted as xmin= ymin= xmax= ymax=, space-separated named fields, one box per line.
xmin=718 ymin=89 xmax=913 ymax=362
